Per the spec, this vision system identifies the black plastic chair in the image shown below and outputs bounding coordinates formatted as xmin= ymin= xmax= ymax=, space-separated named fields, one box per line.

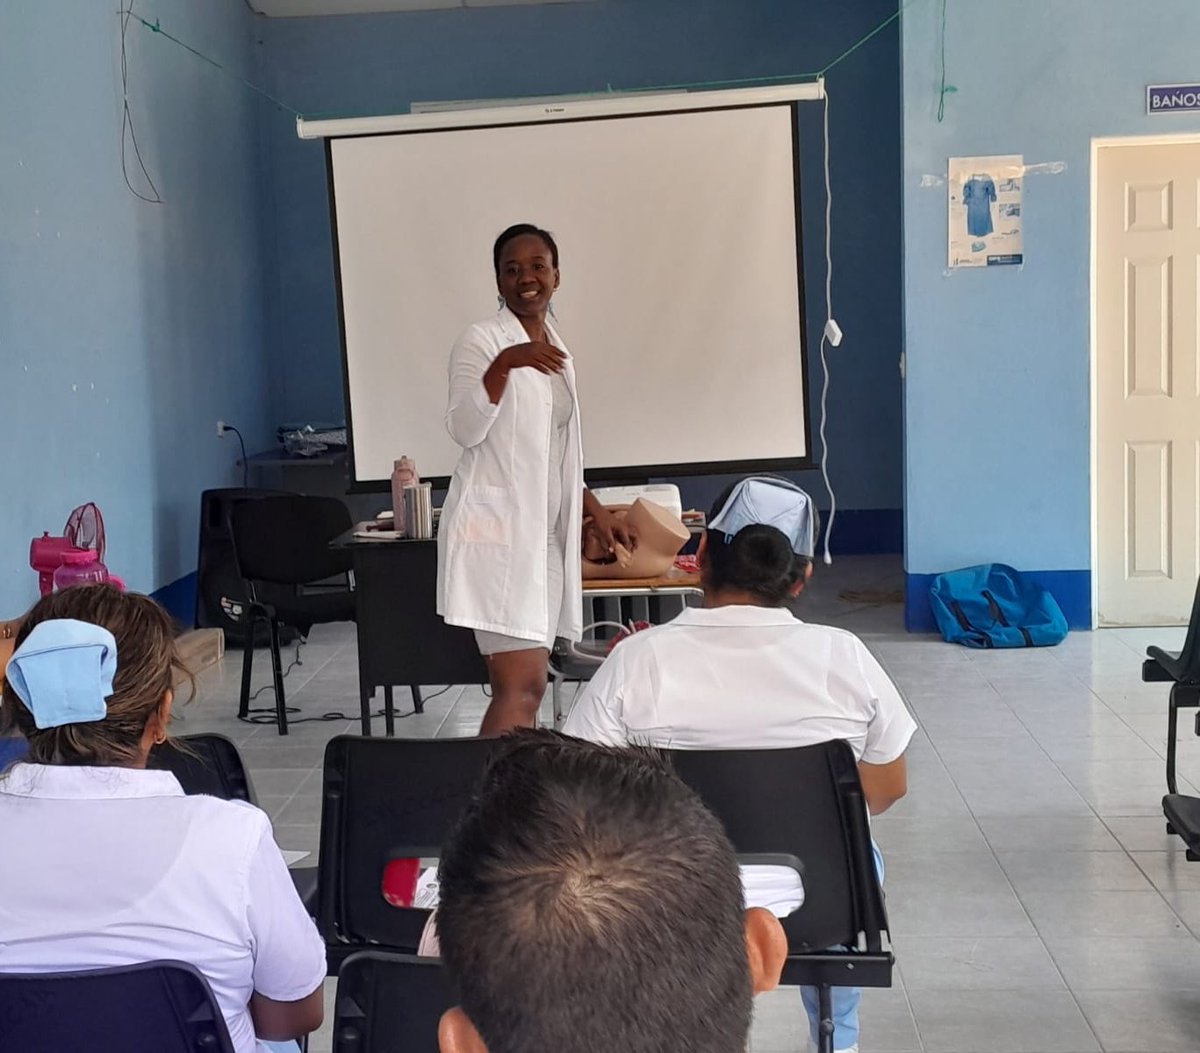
xmin=147 ymin=733 xmax=318 ymax=911
xmin=316 ymin=735 xmax=498 ymax=974
xmin=332 ymin=952 xmax=453 ymax=1053
xmin=1145 ymin=576 xmax=1200 ymax=850
xmin=231 ymin=494 xmax=356 ymax=734
xmin=0 ymin=960 xmax=234 ymax=1052
xmin=148 ymin=732 xmax=258 ymax=803
xmin=667 ymin=742 xmax=891 ymax=1053
xmin=1144 ymin=574 xmax=1200 ymax=795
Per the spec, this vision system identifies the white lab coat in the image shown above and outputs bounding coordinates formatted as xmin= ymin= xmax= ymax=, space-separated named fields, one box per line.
xmin=437 ymin=306 xmax=584 ymax=643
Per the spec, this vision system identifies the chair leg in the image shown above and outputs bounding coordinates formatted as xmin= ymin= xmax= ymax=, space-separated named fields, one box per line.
xmin=238 ymin=612 xmax=256 ymax=719
xmin=1168 ymin=690 xmax=1180 ymax=795
xmin=411 ymin=685 xmax=424 ymax=714
xmin=552 ymin=678 xmax=564 ymax=729
xmin=384 ymin=686 xmax=395 ymax=737
xmin=815 ymin=984 xmax=834 ymax=1053
xmin=359 ymin=682 xmax=373 ymax=737
xmin=268 ymin=616 xmax=288 ymax=736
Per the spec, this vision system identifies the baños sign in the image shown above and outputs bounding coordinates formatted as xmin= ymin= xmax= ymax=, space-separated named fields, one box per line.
xmin=1147 ymin=84 xmax=1200 ymax=115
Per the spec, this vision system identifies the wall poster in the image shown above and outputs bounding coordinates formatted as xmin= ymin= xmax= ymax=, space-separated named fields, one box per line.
xmin=948 ymin=155 xmax=1023 ymax=268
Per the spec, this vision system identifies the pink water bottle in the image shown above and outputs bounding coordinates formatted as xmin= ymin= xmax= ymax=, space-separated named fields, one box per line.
xmin=391 ymin=457 xmax=419 ymax=538
xmin=52 ymin=550 xmax=110 ymax=591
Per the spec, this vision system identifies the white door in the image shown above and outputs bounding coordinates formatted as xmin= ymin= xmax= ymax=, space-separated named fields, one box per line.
xmin=1096 ymin=139 xmax=1200 ymax=625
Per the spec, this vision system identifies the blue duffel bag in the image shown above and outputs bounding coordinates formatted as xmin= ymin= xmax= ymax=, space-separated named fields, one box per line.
xmin=929 ymin=563 xmax=1068 ymax=648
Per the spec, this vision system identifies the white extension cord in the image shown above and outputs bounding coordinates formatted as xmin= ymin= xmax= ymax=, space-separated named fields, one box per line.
xmin=817 ymin=84 xmax=839 ymax=566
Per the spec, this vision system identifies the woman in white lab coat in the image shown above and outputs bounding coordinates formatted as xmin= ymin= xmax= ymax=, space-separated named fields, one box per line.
xmin=437 ymin=224 xmax=632 ymax=735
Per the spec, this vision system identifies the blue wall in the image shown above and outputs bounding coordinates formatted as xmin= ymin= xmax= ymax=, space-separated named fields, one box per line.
xmin=255 ymin=0 xmax=904 ymax=523
xmin=0 ymin=0 xmax=274 ymax=619
xmin=901 ymin=0 xmax=1200 ymax=630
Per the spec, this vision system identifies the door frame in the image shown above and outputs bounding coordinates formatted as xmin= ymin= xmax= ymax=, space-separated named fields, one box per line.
xmin=1090 ymin=132 xmax=1200 ymax=628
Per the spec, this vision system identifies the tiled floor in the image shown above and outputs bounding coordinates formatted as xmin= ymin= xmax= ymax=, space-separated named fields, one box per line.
xmin=178 ymin=555 xmax=1200 ymax=1053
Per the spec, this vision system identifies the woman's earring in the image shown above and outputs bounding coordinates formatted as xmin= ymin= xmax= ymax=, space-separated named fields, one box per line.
xmin=497 ymin=294 xmax=505 ymax=308
xmin=548 ymin=300 xmax=558 ymax=320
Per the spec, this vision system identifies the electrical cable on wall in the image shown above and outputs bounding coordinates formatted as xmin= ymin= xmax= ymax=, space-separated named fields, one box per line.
xmin=119 ymin=1 xmax=163 ymax=204
xmin=218 ymin=423 xmax=249 ymax=487
xmin=817 ymin=86 xmax=841 ymax=566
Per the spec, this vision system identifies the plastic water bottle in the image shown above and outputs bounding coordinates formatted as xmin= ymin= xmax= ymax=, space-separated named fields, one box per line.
xmin=52 ymin=549 xmax=110 ymax=591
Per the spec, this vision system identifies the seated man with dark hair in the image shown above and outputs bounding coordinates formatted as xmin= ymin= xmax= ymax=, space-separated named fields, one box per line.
xmin=435 ymin=728 xmax=787 ymax=1053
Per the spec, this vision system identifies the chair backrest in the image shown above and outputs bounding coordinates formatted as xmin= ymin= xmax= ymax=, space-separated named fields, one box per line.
xmin=148 ymin=733 xmax=256 ymax=804
xmin=231 ymin=494 xmax=353 ymax=586
xmin=333 ymin=952 xmax=453 ymax=1053
xmin=0 ymin=960 xmax=234 ymax=1053
xmin=319 ymin=735 xmax=499 ymax=949
xmin=666 ymin=741 xmax=887 ymax=955
xmin=1177 ymin=575 xmax=1200 ymax=682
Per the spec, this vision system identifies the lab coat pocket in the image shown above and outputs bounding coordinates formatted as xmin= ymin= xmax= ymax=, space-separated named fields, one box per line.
xmin=458 ymin=485 xmax=513 ymax=547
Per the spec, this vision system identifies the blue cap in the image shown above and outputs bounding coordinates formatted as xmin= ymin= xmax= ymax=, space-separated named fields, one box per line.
xmin=5 ymin=619 xmax=117 ymax=730
xmin=708 ymin=477 xmax=815 ymax=558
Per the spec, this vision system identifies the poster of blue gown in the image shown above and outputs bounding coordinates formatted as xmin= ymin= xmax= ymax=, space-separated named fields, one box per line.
xmin=948 ymin=155 xmax=1023 ymax=267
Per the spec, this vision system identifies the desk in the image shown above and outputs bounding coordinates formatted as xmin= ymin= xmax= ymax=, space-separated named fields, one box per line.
xmin=331 ymin=532 xmax=488 ymax=736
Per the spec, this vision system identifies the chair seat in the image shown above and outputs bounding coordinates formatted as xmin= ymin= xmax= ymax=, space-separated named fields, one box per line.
xmin=1147 ymin=646 xmax=1188 ymax=683
xmin=1164 ymin=794 xmax=1200 ymax=852
xmin=270 ymin=590 xmax=356 ymax=628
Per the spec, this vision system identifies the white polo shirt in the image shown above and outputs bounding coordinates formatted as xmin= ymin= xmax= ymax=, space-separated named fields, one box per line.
xmin=0 ymin=764 xmax=327 ymax=1053
xmin=564 ymin=605 xmax=916 ymax=762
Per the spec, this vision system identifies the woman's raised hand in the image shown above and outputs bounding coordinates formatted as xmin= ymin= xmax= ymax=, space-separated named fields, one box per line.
xmin=500 ymin=342 xmax=566 ymax=374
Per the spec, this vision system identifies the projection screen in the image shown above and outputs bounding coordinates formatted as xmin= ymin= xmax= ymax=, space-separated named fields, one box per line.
xmin=319 ymin=95 xmax=812 ymax=487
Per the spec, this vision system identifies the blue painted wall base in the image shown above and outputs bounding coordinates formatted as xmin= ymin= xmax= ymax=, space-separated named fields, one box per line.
xmin=819 ymin=509 xmax=903 ymax=556
xmin=905 ymin=570 xmax=1091 ymax=634
xmin=151 ymin=573 xmax=198 ymax=632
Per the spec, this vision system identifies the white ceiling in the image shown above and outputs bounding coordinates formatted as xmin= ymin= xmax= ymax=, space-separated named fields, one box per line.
xmin=250 ymin=0 xmax=594 ymax=15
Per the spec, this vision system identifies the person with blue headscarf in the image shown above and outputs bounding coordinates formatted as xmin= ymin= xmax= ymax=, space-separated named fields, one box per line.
xmin=0 ymin=585 xmax=326 ymax=1053
xmin=564 ymin=476 xmax=916 ymax=1053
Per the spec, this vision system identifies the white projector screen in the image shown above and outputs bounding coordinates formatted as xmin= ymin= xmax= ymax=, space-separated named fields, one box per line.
xmin=326 ymin=101 xmax=810 ymax=487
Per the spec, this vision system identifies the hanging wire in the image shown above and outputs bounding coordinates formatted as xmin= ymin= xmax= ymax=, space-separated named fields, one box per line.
xmin=937 ymin=0 xmax=950 ymax=121
xmin=120 ymin=1 xmax=163 ymax=204
xmin=129 ymin=2 xmax=922 ymax=124
xmin=131 ymin=12 xmax=300 ymax=115
xmin=817 ymin=88 xmax=837 ymax=565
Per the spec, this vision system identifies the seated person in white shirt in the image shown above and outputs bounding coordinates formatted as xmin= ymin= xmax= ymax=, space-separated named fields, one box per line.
xmin=435 ymin=728 xmax=788 ymax=1053
xmin=0 ymin=585 xmax=327 ymax=1053
xmin=564 ymin=476 xmax=918 ymax=1053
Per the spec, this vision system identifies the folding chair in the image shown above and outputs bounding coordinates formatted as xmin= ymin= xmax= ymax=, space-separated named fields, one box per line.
xmin=148 ymin=733 xmax=318 ymax=910
xmin=148 ymin=732 xmax=257 ymax=803
xmin=0 ymin=960 xmax=234 ymax=1053
xmin=332 ymin=952 xmax=453 ymax=1053
xmin=1145 ymin=576 xmax=1200 ymax=854
xmin=315 ymin=735 xmax=498 ymax=973
xmin=1144 ymin=575 xmax=1200 ymax=797
xmin=667 ymin=741 xmax=892 ymax=1053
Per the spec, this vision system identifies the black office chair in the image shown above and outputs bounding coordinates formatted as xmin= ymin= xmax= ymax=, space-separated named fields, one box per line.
xmin=333 ymin=952 xmax=454 ymax=1053
xmin=316 ymin=735 xmax=498 ymax=973
xmin=667 ymin=742 xmax=891 ymax=1053
xmin=231 ymin=494 xmax=356 ymax=734
xmin=148 ymin=732 xmax=257 ymax=803
xmin=148 ymin=733 xmax=318 ymax=911
xmin=1145 ymin=576 xmax=1200 ymax=851
xmin=0 ymin=960 xmax=234 ymax=1053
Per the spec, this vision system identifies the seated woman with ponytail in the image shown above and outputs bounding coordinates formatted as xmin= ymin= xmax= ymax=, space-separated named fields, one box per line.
xmin=0 ymin=585 xmax=326 ymax=1053
xmin=563 ymin=476 xmax=916 ymax=1053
